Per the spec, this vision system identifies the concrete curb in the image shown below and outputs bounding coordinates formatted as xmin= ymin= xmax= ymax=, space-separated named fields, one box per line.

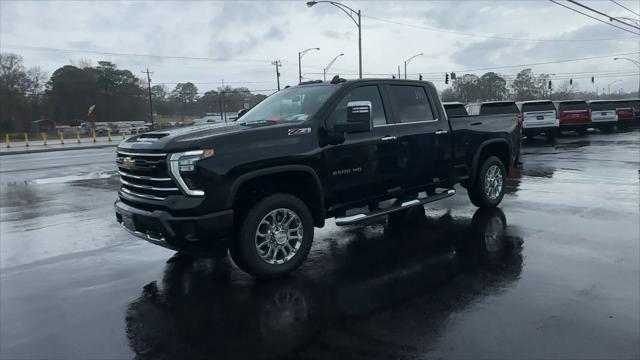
xmin=0 ymin=144 xmax=118 ymax=156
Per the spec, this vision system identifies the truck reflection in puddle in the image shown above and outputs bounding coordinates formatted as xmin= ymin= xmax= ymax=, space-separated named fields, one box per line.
xmin=125 ymin=208 xmax=523 ymax=360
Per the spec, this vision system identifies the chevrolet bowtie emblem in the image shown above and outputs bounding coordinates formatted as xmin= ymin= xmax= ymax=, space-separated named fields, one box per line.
xmin=122 ymin=157 xmax=135 ymax=170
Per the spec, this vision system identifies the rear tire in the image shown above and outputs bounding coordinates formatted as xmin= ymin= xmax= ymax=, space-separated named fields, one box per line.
xmin=468 ymin=156 xmax=506 ymax=208
xmin=229 ymin=193 xmax=314 ymax=278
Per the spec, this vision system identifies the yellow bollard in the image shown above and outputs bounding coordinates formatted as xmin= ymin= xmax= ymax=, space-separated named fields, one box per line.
xmin=135 ymin=128 xmax=139 ymax=135
xmin=42 ymin=132 xmax=47 ymax=146
xmin=92 ymin=129 xmax=96 ymax=143
xmin=108 ymin=129 xmax=112 ymax=142
xmin=24 ymin=133 xmax=29 ymax=147
xmin=5 ymin=134 xmax=10 ymax=148
xmin=59 ymin=131 xmax=64 ymax=145
xmin=76 ymin=130 xmax=81 ymax=143
xmin=122 ymin=131 xmax=125 ymax=140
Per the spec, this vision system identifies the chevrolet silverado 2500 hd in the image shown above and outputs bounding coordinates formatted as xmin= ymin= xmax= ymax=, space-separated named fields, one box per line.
xmin=115 ymin=78 xmax=520 ymax=278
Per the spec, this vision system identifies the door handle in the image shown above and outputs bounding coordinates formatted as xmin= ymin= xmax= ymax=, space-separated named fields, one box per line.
xmin=470 ymin=121 xmax=483 ymax=126
xmin=380 ymin=136 xmax=397 ymax=141
xmin=435 ymin=130 xmax=448 ymax=135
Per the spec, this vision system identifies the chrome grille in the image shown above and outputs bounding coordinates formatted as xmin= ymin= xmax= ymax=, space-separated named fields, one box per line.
xmin=116 ymin=151 xmax=179 ymax=201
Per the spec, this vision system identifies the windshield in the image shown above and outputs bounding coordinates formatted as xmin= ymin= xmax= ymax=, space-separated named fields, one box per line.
xmin=240 ymin=85 xmax=338 ymax=124
xmin=558 ymin=101 xmax=588 ymax=111
xmin=480 ymin=102 xmax=520 ymax=115
xmin=589 ymin=102 xmax=615 ymax=111
xmin=522 ymin=101 xmax=555 ymax=113
xmin=444 ymin=104 xmax=468 ymax=117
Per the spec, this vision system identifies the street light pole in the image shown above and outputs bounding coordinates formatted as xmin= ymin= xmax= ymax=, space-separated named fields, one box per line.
xmin=613 ymin=57 xmax=640 ymax=96
xmin=298 ymin=47 xmax=320 ymax=84
xmin=403 ymin=53 xmax=424 ymax=80
xmin=608 ymin=79 xmax=622 ymax=95
xmin=307 ymin=1 xmax=362 ymax=79
xmin=323 ymin=53 xmax=344 ymax=81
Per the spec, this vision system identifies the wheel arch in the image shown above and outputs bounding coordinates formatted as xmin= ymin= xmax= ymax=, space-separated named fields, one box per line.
xmin=229 ymin=165 xmax=326 ymax=227
xmin=471 ymin=139 xmax=511 ymax=183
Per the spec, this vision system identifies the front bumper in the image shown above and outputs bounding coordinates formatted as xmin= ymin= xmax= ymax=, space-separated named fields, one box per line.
xmin=114 ymin=200 xmax=233 ymax=252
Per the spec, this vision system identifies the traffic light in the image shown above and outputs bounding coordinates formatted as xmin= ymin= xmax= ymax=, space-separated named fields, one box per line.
xmin=445 ymin=73 xmax=449 ymax=84
xmin=569 ymin=79 xmax=573 ymax=85
xmin=419 ymin=74 xmax=423 ymax=80
xmin=451 ymin=72 xmax=457 ymax=80
xmin=591 ymin=76 xmax=595 ymax=84
xmin=548 ymin=80 xmax=552 ymax=90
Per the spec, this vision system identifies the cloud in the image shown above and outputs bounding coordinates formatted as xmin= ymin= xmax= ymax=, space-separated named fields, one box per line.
xmin=322 ymin=30 xmax=352 ymax=40
xmin=451 ymin=23 xmax=632 ymax=70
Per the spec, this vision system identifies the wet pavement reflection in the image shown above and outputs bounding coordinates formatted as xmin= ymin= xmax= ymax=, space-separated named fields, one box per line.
xmin=1 ymin=131 xmax=638 ymax=359
xmin=125 ymin=209 xmax=522 ymax=360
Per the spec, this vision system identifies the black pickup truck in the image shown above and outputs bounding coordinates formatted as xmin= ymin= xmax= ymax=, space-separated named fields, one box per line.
xmin=115 ymin=78 xmax=520 ymax=278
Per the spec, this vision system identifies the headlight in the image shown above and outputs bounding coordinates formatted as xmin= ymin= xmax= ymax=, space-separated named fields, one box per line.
xmin=168 ymin=149 xmax=214 ymax=196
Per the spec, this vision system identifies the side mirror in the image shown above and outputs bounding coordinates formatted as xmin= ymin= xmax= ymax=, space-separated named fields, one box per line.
xmin=237 ymin=108 xmax=249 ymax=119
xmin=334 ymin=101 xmax=372 ymax=133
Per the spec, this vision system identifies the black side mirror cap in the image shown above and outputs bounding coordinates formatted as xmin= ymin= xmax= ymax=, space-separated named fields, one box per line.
xmin=334 ymin=101 xmax=372 ymax=133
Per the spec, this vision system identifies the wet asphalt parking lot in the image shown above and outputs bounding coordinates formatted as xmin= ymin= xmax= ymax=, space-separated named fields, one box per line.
xmin=0 ymin=130 xmax=638 ymax=360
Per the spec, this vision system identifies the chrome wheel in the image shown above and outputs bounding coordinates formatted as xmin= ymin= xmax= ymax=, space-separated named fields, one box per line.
xmin=484 ymin=164 xmax=503 ymax=200
xmin=255 ymin=208 xmax=303 ymax=265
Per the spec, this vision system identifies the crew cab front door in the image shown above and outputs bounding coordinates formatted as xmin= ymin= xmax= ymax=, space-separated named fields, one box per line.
xmin=385 ymin=84 xmax=452 ymax=190
xmin=323 ymin=84 xmax=401 ymax=207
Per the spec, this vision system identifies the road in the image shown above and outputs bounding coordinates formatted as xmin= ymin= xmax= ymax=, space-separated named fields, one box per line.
xmin=0 ymin=131 xmax=638 ymax=359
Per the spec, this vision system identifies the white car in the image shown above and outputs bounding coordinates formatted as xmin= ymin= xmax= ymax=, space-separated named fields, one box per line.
xmin=517 ymin=100 xmax=559 ymax=141
xmin=587 ymin=100 xmax=618 ymax=132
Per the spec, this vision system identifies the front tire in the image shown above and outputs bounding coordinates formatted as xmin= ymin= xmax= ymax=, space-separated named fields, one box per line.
xmin=468 ymin=156 xmax=506 ymax=208
xmin=230 ymin=193 xmax=314 ymax=278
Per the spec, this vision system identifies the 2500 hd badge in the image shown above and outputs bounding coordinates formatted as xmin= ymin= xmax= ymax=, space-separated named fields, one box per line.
xmin=332 ymin=167 xmax=363 ymax=176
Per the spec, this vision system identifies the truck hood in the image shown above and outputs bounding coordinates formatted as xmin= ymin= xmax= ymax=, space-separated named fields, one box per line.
xmin=117 ymin=121 xmax=276 ymax=151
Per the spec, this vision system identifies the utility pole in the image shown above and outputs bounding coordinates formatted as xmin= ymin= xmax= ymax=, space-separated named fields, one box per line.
xmin=142 ymin=68 xmax=154 ymax=129
xmin=397 ymin=65 xmax=400 ymax=79
xmin=272 ymin=60 xmax=282 ymax=91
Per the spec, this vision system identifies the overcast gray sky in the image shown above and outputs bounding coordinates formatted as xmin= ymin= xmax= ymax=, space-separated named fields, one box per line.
xmin=1 ymin=0 xmax=639 ymax=95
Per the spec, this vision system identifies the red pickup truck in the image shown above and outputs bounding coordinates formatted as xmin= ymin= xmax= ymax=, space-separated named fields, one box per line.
xmin=554 ymin=100 xmax=591 ymax=135
xmin=613 ymin=99 xmax=640 ymax=128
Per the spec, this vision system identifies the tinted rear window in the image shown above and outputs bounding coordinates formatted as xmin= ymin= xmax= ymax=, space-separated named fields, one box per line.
xmin=589 ymin=102 xmax=615 ymax=111
xmin=444 ymin=104 xmax=468 ymax=117
xmin=480 ymin=103 xmax=520 ymax=115
xmin=558 ymin=101 xmax=588 ymax=111
xmin=522 ymin=102 xmax=555 ymax=113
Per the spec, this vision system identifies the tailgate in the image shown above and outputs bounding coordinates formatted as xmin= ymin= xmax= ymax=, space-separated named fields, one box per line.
xmin=522 ymin=110 xmax=557 ymax=128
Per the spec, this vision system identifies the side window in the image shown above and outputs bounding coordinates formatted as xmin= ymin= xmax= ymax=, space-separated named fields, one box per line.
xmin=388 ymin=85 xmax=436 ymax=123
xmin=334 ymin=85 xmax=388 ymax=126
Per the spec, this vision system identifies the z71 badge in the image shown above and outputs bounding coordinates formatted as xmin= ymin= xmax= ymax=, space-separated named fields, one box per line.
xmin=287 ymin=128 xmax=311 ymax=136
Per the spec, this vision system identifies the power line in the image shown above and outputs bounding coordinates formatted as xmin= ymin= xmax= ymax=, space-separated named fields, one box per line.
xmin=0 ymin=44 xmax=271 ymax=63
xmin=409 ymin=51 xmax=640 ymax=74
xmin=610 ymin=0 xmax=640 ymax=17
xmin=361 ymin=13 xmax=633 ymax=42
xmin=549 ymin=0 xmax=640 ymax=35
xmin=566 ymin=0 xmax=640 ymax=30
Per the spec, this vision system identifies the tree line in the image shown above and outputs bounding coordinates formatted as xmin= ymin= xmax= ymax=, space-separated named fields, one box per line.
xmin=440 ymin=68 xmax=634 ymax=103
xmin=0 ymin=53 xmax=268 ymax=132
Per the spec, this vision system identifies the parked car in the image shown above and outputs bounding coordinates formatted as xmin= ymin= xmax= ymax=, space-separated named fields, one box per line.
xmin=115 ymin=78 xmax=520 ymax=278
xmin=612 ymin=99 xmax=639 ymax=128
xmin=443 ymin=102 xmax=468 ymax=117
xmin=517 ymin=100 xmax=558 ymax=141
xmin=554 ymin=100 xmax=591 ymax=135
xmin=587 ymin=100 xmax=618 ymax=132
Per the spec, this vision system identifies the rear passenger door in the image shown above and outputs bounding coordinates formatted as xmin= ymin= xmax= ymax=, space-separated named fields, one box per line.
xmin=385 ymin=84 xmax=452 ymax=190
